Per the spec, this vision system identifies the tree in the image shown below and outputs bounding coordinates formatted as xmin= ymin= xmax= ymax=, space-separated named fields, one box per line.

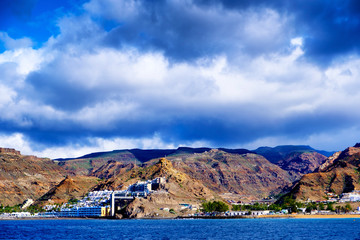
xmin=269 ymin=204 xmax=281 ymax=212
xmin=345 ymin=203 xmax=352 ymax=213
xmin=201 ymin=201 xmax=229 ymax=213
xmin=326 ymin=203 xmax=334 ymax=211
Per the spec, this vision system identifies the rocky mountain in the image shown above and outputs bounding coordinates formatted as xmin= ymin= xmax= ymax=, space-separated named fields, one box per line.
xmin=90 ymin=149 xmax=295 ymax=200
xmin=93 ymin=158 xmax=217 ymax=218
xmin=254 ymin=145 xmax=333 ymax=163
xmin=0 ymin=148 xmax=66 ymax=206
xmin=0 ymin=144 xmax=337 ymax=208
xmin=56 ymin=147 xmax=252 ymax=175
xmin=276 ymin=152 xmax=327 ymax=179
xmin=254 ymin=145 xmax=330 ymax=178
xmin=284 ymin=143 xmax=360 ymax=201
xmin=165 ymin=149 xmax=294 ymax=200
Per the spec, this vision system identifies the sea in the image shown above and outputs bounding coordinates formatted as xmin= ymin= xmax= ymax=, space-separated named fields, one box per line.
xmin=1 ymin=218 xmax=360 ymax=240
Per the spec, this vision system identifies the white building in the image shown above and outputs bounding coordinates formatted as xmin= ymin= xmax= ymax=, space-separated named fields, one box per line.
xmin=225 ymin=211 xmax=248 ymax=216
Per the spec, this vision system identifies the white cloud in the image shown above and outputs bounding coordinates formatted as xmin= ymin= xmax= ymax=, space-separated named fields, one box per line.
xmin=1 ymin=0 xmax=360 ymax=156
xmin=0 ymin=132 xmax=178 ymax=159
xmin=84 ymin=0 xmax=142 ymax=22
xmin=0 ymin=32 xmax=33 ymax=50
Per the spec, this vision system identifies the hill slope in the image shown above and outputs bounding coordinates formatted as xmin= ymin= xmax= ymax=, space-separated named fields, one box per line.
xmin=0 ymin=148 xmax=65 ymax=206
xmin=36 ymin=175 xmax=100 ymax=204
xmin=285 ymin=143 xmax=360 ymax=201
xmin=166 ymin=149 xmax=294 ymax=200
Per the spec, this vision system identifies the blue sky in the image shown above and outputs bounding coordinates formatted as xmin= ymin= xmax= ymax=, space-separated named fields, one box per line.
xmin=1 ymin=0 xmax=360 ymax=158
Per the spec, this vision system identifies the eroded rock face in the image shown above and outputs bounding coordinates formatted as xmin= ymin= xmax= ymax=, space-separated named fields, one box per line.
xmin=277 ymin=152 xmax=327 ymax=177
xmin=286 ymin=144 xmax=360 ymax=201
xmin=0 ymin=149 xmax=65 ymax=206
xmin=167 ymin=150 xmax=294 ymax=200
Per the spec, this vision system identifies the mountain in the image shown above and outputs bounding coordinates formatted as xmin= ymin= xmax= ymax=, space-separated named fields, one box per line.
xmin=276 ymin=152 xmax=327 ymax=178
xmin=92 ymin=158 xmax=217 ymax=218
xmin=56 ymin=147 xmax=252 ymax=175
xmin=91 ymin=149 xmax=295 ymax=201
xmin=0 ymin=144 xmax=336 ymax=208
xmin=0 ymin=148 xmax=66 ymax=206
xmin=254 ymin=145 xmax=331 ymax=179
xmin=254 ymin=145 xmax=334 ymax=163
xmin=165 ymin=149 xmax=294 ymax=200
xmin=284 ymin=143 xmax=360 ymax=201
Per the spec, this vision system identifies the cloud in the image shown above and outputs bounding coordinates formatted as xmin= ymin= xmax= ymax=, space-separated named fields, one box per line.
xmin=0 ymin=0 xmax=360 ymax=157
xmin=0 ymin=32 xmax=33 ymax=50
xmin=84 ymin=0 xmax=292 ymax=61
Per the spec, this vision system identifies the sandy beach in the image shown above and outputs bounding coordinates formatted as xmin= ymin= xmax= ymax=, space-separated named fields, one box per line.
xmin=255 ymin=214 xmax=360 ymax=219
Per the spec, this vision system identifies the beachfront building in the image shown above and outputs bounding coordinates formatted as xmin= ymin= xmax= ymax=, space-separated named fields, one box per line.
xmin=57 ymin=206 xmax=110 ymax=217
xmin=251 ymin=210 xmax=271 ymax=216
xmin=225 ymin=211 xmax=248 ymax=216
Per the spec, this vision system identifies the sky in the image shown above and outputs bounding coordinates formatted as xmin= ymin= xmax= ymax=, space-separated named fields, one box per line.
xmin=1 ymin=0 xmax=360 ymax=158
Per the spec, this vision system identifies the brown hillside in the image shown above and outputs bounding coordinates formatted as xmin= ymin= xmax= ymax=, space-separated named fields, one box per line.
xmin=96 ymin=158 xmax=218 ymax=218
xmin=94 ymin=158 xmax=215 ymax=201
xmin=287 ymin=144 xmax=360 ymax=201
xmin=37 ymin=175 xmax=100 ymax=204
xmin=149 ymin=150 xmax=295 ymax=200
xmin=276 ymin=152 xmax=327 ymax=179
xmin=90 ymin=150 xmax=295 ymax=201
xmin=0 ymin=148 xmax=65 ymax=206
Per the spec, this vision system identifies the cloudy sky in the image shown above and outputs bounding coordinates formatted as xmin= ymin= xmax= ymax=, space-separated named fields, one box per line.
xmin=1 ymin=0 xmax=360 ymax=158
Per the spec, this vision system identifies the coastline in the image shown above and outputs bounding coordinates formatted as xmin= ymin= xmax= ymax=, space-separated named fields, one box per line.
xmin=2 ymin=214 xmax=360 ymax=220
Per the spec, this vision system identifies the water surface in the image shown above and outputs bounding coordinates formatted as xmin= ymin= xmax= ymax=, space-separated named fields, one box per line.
xmin=1 ymin=218 xmax=360 ymax=240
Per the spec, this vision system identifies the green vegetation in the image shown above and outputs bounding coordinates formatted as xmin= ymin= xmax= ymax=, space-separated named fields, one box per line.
xmin=326 ymin=202 xmax=334 ymax=211
xmin=201 ymin=201 xmax=229 ymax=212
xmin=345 ymin=203 xmax=352 ymax=212
xmin=169 ymin=208 xmax=176 ymax=214
xmin=280 ymin=195 xmax=303 ymax=213
xmin=26 ymin=205 xmax=45 ymax=214
xmin=0 ymin=205 xmax=21 ymax=213
xmin=68 ymin=198 xmax=79 ymax=204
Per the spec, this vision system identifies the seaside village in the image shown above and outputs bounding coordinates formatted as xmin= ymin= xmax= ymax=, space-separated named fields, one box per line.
xmin=3 ymin=176 xmax=360 ymax=218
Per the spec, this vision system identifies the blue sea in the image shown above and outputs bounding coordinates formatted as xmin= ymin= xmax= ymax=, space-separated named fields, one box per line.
xmin=1 ymin=218 xmax=360 ymax=240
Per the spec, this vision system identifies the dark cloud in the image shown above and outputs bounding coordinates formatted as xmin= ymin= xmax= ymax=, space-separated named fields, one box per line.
xmin=88 ymin=0 xmax=291 ymax=62
xmin=199 ymin=0 xmax=360 ymax=64
xmin=84 ymin=0 xmax=360 ymax=65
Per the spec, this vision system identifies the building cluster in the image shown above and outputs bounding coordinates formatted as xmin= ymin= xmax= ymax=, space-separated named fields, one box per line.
xmin=321 ymin=189 xmax=360 ymax=203
xmin=115 ymin=177 xmax=166 ymax=198
xmin=339 ymin=190 xmax=360 ymax=202
xmin=40 ymin=177 xmax=167 ymax=218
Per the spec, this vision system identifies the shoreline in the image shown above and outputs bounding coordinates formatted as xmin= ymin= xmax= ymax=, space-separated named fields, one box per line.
xmin=178 ymin=214 xmax=360 ymax=220
xmin=2 ymin=214 xmax=360 ymax=220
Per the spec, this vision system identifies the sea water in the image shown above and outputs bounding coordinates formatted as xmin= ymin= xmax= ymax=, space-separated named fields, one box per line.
xmin=1 ymin=218 xmax=360 ymax=240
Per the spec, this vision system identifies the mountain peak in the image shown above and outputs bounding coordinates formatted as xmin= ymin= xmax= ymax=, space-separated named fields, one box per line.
xmin=0 ymin=148 xmax=20 ymax=155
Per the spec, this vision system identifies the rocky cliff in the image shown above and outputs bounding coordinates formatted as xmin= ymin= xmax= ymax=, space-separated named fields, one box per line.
xmin=276 ymin=152 xmax=327 ymax=179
